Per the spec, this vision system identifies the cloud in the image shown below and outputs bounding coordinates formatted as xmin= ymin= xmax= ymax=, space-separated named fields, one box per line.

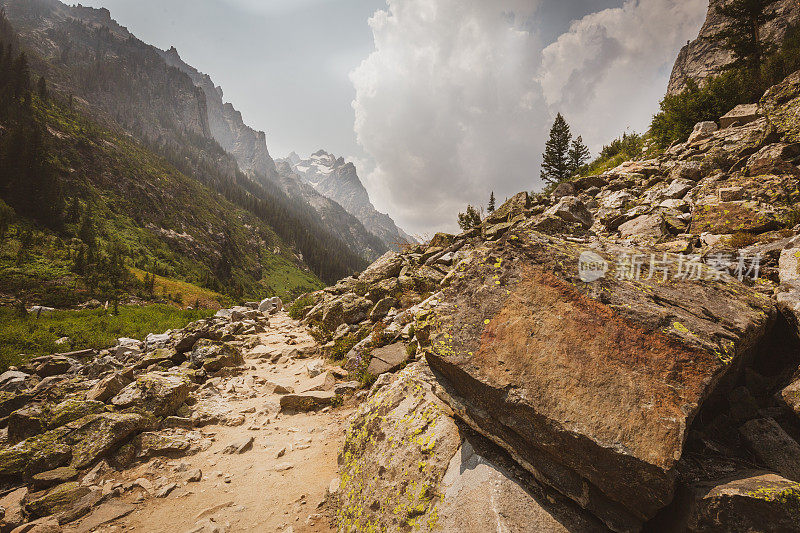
xmin=351 ymin=0 xmax=707 ymax=234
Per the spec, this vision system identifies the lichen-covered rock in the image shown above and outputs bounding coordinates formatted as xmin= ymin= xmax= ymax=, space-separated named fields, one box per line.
xmin=423 ymin=229 xmax=775 ymax=531
xmin=337 ymin=363 xmax=462 ymax=531
xmin=111 ymin=371 xmax=191 ymax=417
xmin=338 ymin=362 xmax=604 ymax=532
xmin=188 ymin=340 xmax=243 ymax=373
xmin=685 ymin=472 xmax=800 ymax=532
xmin=691 ymin=201 xmax=782 ymax=235
xmin=358 ymin=251 xmax=403 ymax=285
xmin=47 ymin=399 xmax=106 ymax=429
xmin=0 ymin=412 xmax=147 ymax=477
xmin=763 ymin=70 xmax=800 ymax=143
xmin=86 ymin=371 xmax=132 ymax=403
xmin=7 ymin=405 xmax=46 ymax=445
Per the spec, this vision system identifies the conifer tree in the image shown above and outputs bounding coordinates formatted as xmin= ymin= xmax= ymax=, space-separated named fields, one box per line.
xmin=713 ymin=0 xmax=780 ymax=85
xmin=568 ymin=136 xmax=590 ymax=174
xmin=457 ymin=205 xmax=482 ymax=231
xmin=540 ymin=113 xmax=572 ymax=184
xmin=488 ymin=192 xmax=496 ymax=213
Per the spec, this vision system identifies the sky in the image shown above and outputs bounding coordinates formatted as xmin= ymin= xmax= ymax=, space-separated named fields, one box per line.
xmin=79 ymin=0 xmax=708 ymax=235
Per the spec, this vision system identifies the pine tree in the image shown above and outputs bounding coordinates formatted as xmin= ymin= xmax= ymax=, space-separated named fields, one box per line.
xmin=540 ymin=113 xmax=572 ymax=184
xmin=568 ymin=136 xmax=590 ymax=174
xmin=713 ymin=0 xmax=780 ymax=85
xmin=37 ymin=75 xmax=47 ymax=101
xmin=488 ymin=192 xmax=496 ymax=213
xmin=457 ymin=205 xmax=482 ymax=231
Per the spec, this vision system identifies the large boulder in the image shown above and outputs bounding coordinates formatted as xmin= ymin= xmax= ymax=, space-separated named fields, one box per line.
xmin=544 ymin=196 xmax=593 ymax=228
xmin=691 ymin=201 xmax=781 ymax=235
xmin=0 ymin=413 xmax=148 ymax=476
xmin=110 ymin=371 xmax=191 ymax=417
xmin=188 ymin=340 xmax=244 ymax=373
xmin=762 ymin=70 xmax=800 ymax=143
xmin=358 ymin=252 xmax=403 ymax=285
xmin=422 ymin=229 xmax=775 ymax=531
xmin=337 ymin=363 xmax=604 ymax=532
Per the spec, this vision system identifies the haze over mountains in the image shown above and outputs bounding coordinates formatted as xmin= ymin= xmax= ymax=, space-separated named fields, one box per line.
xmin=0 ymin=0 xmax=413 ymax=296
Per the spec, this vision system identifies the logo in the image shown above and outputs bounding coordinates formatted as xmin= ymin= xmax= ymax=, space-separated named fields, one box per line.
xmin=578 ymin=251 xmax=608 ymax=282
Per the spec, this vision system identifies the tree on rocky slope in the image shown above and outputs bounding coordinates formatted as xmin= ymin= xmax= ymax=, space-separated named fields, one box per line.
xmin=540 ymin=113 xmax=572 ymax=184
xmin=713 ymin=0 xmax=780 ymax=86
xmin=568 ymin=135 xmax=590 ymax=175
xmin=488 ymin=191 xmax=496 ymax=213
xmin=457 ymin=205 xmax=482 ymax=231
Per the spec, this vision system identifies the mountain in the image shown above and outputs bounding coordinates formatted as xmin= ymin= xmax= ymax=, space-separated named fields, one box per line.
xmin=282 ymin=150 xmax=416 ymax=249
xmin=156 ymin=40 xmax=388 ymax=262
xmin=668 ymin=0 xmax=800 ymax=95
xmin=0 ymin=10 xmax=323 ymax=306
xmin=273 ymin=161 xmax=388 ymax=263
xmin=0 ymin=0 xmax=370 ymax=285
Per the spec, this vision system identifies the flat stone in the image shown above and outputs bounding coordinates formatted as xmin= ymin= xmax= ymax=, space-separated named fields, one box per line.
xmin=279 ymin=391 xmax=335 ymax=412
xmin=718 ymin=187 xmax=744 ymax=201
xmin=222 ymin=436 xmax=254 ymax=455
xmin=0 ymin=487 xmax=28 ymax=532
xmin=31 ymin=467 xmax=79 ymax=490
xmin=366 ymin=343 xmax=409 ymax=376
xmin=298 ymin=371 xmax=335 ymax=393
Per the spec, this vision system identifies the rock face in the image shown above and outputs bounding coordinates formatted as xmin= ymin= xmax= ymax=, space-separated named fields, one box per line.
xmin=281 ymin=151 xmax=416 ymax=250
xmin=422 ymin=231 xmax=774 ymax=531
xmin=159 ymin=47 xmax=278 ymax=182
xmin=668 ymin=0 xmax=800 ymax=95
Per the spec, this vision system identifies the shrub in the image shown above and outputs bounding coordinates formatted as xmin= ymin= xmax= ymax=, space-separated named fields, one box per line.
xmin=288 ymin=293 xmax=317 ymax=320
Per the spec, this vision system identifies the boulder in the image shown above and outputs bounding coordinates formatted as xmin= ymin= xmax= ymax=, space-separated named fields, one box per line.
xmin=423 ymin=230 xmax=775 ymax=530
xmin=779 ymin=240 xmax=800 ymax=289
xmin=691 ymin=201 xmax=781 ymax=235
xmin=544 ymin=196 xmax=593 ymax=228
xmin=358 ymin=252 xmax=403 ymax=285
xmin=0 ymin=371 xmax=30 ymax=392
xmin=258 ymin=297 xmax=283 ymax=314
xmin=745 ymin=143 xmax=800 ymax=177
xmin=762 ymin=71 xmax=800 ymax=142
xmin=189 ymin=340 xmax=244 ymax=373
xmin=48 ymin=399 xmax=106 ymax=429
xmin=669 ymin=161 xmax=704 ymax=181
xmin=144 ymin=333 xmax=171 ymax=351
xmin=720 ymin=103 xmax=761 ymax=129
xmin=618 ymin=213 xmax=668 ymax=241
xmin=24 ymin=481 xmax=102 ymax=523
xmin=111 ymin=372 xmax=191 ymax=417
xmin=31 ymin=467 xmax=79 ymax=490
xmin=369 ymin=297 xmax=397 ymax=322
xmin=10 ymin=516 xmax=62 ymax=533
xmin=687 ymin=121 xmax=718 ymax=143
xmin=739 ymin=418 xmax=800 ymax=481
xmin=132 ymin=431 xmax=193 ymax=459
xmin=0 ymin=487 xmax=28 ymax=532
xmin=685 ymin=472 xmax=800 ymax=532
xmin=780 ymin=374 xmax=800 ymax=418
xmin=365 ymin=343 xmax=410 ymax=377
xmin=86 ymin=372 xmax=132 ymax=403
xmin=337 ymin=362 xmax=603 ymax=532
xmin=279 ymin=391 xmax=335 ymax=412
xmin=0 ymin=413 xmax=147 ymax=476
xmin=7 ymin=405 xmax=46 ymax=444
xmin=486 ymin=192 xmax=530 ymax=224
xmin=552 ymin=182 xmax=575 ymax=198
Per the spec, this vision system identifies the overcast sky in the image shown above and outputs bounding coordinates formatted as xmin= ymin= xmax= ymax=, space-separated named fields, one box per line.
xmin=79 ymin=0 xmax=707 ymax=235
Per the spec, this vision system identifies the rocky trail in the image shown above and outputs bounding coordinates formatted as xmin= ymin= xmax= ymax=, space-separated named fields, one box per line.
xmin=0 ymin=310 xmax=359 ymax=533
xmin=63 ymin=314 xmax=347 ymax=533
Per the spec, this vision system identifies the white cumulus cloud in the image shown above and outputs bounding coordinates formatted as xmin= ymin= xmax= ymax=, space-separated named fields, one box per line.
xmin=352 ymin=0 xmax=707 ymax=234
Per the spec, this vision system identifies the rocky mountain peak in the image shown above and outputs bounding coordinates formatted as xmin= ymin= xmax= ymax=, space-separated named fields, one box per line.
xmin=279 ymin=151 xmax=415 ymax=248
xmin=668 ymin=0 xmax=800 ymax=95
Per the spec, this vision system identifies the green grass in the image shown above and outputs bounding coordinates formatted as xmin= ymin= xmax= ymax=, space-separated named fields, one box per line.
xmin=0 ymin=305 xmax=215 ymax=370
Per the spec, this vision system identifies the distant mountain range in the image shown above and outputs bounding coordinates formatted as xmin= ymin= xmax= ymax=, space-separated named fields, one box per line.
xmin=282 ymin=151 xmax=416 ymax=248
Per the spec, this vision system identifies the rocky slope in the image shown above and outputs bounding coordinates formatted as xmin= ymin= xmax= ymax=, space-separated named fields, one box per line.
xmin=284 ymin=151 xmax=416 ymax=249
xmin=668 ymin=0 xmax=800 ymax=95
xmin=286 ymin=69 xmax=800 ymax=531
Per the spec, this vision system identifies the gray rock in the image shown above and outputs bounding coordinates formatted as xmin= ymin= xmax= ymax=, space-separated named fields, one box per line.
xmin=544 ymin=196 xmax=593 ymax=228
xmin=366 ymin=343 xmax=410 ymax=376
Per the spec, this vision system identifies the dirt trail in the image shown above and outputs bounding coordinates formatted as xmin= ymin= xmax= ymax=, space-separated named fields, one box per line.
xmin=63 ymin=314 xmax=349 ymax=533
